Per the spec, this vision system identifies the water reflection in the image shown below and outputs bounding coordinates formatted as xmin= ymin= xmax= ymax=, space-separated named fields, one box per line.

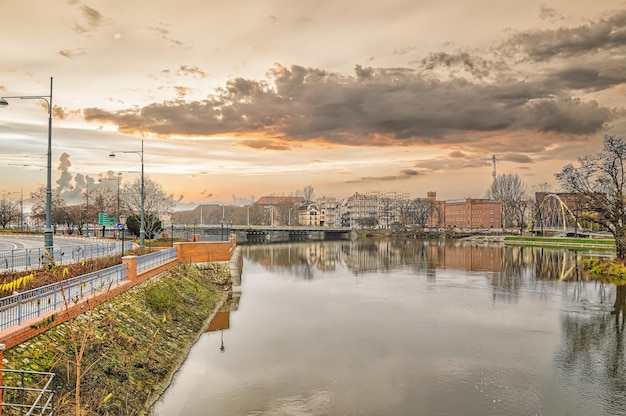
xmin=555 ymin=285 xmax=626 ymax=416
xmin=244 ymin=241 xmax=617 ymax=312
xmin=244 ymin=240 xmax=602 ymax=281
xmin=154 ymin=240 xmax=625 ymax=416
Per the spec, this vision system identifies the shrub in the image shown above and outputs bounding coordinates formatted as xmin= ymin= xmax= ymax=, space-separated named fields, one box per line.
xmin=584 ymin=258 xmax=626 ymax=282
xmin=143 ymin=281 xmax=181 ymax=314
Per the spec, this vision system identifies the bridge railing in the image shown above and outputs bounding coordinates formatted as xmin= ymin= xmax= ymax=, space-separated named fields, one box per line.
xmin=1 ymin=248 xmax=179 ymax=332
xmin=137 ymin=248 xmax=177 ymax=273
xmin=0 ymin=264 xmax=127 ymax=331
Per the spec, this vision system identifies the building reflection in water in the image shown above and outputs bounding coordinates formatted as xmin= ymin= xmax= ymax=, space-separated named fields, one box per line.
xmin=206 ymin=290 xmax=241 ymax=353
xmin=244 ymin=240 xmax=601 ymax=281
xmin=243 ymin=240 xmax=616 ymax=312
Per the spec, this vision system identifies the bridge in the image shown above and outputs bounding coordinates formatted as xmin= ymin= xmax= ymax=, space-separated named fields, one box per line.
xmin=527 ymin=193 xmax=609 ymax=237
xmin=188 ymin=225 xmax=355 ymax=243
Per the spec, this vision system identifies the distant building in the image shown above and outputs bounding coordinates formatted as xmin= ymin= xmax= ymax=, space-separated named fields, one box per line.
xmin=427 ymin=191 xmax=502 ymax=229
xmin=364 ymin=190 xmax=410 ymax=202
xmin=317 ymin=197 xmax=339 ymax=227
xmin=298 ymin=202 xmax=320 ymax=226
xmin=345 ymin=192 xmax=379 ymax=228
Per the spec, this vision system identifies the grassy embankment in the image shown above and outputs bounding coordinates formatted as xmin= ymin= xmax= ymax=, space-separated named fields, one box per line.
xmin=2 ymin=259 xmax=232 ymax=416
xmin=503 ymin=235 xmax=615 ymax=251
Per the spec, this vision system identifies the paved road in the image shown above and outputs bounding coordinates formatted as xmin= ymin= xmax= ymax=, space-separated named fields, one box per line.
xmin=0 ymin=235 xmax=123 ymax=272
xmin=0 ymin=240 xmax=18 ymax=251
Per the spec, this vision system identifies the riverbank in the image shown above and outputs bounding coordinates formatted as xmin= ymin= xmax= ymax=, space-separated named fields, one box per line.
xmin=502 ymin=235 xmax=615 ymax=251
xmin=2 ymin=261 xmax=233 ymax=415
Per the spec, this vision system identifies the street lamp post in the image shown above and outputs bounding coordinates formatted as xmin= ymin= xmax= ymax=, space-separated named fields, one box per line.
xmin=0 ymin=77 xmax=54 ymax=252
xmin=109 ymin=141 xmax=145 ymax=248
xmin=170 ymin=217 xmax=175 ymax=247
xmin=119 ymin=214 xmax=127 ymax=258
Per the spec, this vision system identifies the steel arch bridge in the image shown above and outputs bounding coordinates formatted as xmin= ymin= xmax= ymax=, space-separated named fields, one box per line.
xmin=527 ymin=193 xmax=583 ymax=233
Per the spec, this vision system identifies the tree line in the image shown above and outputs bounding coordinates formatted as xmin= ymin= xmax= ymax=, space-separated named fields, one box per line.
xmin=0 ymin=176 xmax=174 ymax=238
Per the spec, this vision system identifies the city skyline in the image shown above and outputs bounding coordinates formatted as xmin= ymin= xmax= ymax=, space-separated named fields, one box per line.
xmin=1 ymin=0 xmax=625 ymax=209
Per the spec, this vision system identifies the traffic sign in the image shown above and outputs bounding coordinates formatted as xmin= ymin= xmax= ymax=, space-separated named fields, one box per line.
xmin=98 ymin=212 xmax=115 ymax=226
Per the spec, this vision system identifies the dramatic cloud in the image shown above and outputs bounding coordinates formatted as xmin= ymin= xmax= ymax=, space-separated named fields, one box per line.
xmin=83 ymin=63 xmax=615 ymax=144
xmin=502 ymin=10 xmax=626 ymax=61
xmin=6 ymin=1 xmax=624 ymax=203
xmin=76 ymin=9 xmax=626 ymax=165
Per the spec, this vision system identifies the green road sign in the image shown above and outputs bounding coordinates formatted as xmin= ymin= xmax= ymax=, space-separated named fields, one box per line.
xmin=98 ymin=212 xmax=115 ymax=226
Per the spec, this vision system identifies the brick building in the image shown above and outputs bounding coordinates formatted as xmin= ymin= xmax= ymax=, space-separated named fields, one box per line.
xmin=426 ymin=192 xmax=502 ymax=229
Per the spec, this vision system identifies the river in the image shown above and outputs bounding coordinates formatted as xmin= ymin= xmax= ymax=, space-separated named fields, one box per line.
xmin=151 ymin=239 xmax=626 ymax=416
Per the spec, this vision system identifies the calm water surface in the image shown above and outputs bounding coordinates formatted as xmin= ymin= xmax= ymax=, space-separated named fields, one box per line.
xmin=152 ymin=240 xmax=626 ymax=416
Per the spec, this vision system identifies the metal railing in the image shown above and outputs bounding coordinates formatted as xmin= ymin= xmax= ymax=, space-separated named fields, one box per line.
xmin=0 ymin=241 xmax=132 ymax=273
xmin=137 ymin=248 xmax=177 ymax=273
xmin=1 ymin=369 xmax=55 ymax=415
xmin=0 ymin=248 xmax=179 ymax=332
xmin=0 ymin=265 xmax=127 ymax=331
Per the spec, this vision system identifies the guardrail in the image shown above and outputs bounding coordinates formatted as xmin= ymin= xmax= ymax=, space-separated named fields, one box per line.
xmin=0 ymin=241 xmax=132 ymax=273
xmin=0 ymin=248 xmax=179 ymax=332
xmin=0 ymin=369 xmax=55 ymax=415
xmin=137 ymin=248 xmax=177 ymax=273
xmin=0 ymin=264 xmax=127 ymax=331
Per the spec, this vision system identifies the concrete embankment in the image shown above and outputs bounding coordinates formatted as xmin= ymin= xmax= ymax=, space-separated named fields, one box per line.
xmin=2 ymin=249 xmax=243 ymax=416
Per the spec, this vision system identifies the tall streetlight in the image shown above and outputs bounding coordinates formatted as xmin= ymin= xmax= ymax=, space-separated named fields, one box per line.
xmin=109 ymin=140 xmax=145 ymax=248
xmin=0 ymin=77 xmax=54 ymax=252
xmin=119 ymin=214 xmax=127 ymax=257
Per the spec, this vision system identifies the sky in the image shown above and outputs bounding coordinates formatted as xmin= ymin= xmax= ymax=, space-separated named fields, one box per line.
xmin=1 ymin=0 xmax=625 ymax=210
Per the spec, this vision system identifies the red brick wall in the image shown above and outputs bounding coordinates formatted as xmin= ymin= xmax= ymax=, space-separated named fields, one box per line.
xmin=175 ymin=236 xmax=236 ymax=264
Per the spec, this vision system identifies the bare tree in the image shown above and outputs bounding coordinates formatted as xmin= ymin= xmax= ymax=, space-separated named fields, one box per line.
xmin=411 ymin=198 xmax=434 ymax=230
xmin=91 ymin=183 xmax=117 ymax=216
xmin=302 ymin=185 xmax=315 ymax=203
xmin=30 ymin=185 xmax=67 ymax=226
xmin=0 ymin=194 xmax=19 ymax=228
xmin=120 ymin=176 xmax=174 ymax=239
xmin=395 ymin=199 xmax=415 ymax=229
xmin=555 ymin=135 xmax=626 ymax=259
xmin=275 ymin=200 xmax=299 ymax=226
xmin=487 ymin=173 xmax=529 ymax=231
